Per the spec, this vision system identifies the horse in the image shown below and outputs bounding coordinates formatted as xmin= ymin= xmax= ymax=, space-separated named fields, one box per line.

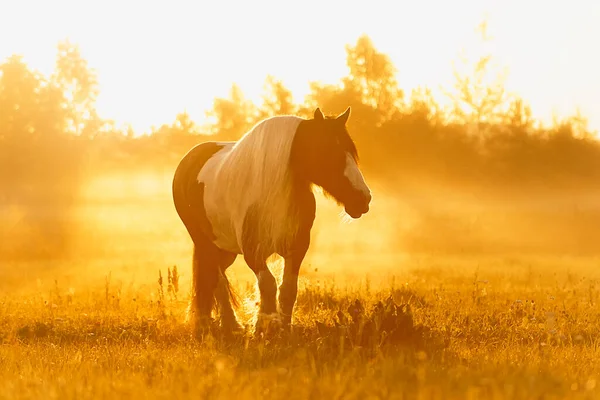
xmin=172 ymin=106 xmax=372 ymax=335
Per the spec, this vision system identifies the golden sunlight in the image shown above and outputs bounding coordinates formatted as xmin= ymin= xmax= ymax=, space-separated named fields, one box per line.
xmin=4 ymin=1 xmax=600 ymax=398
xmin=1 ymin=0 xmax=599 ymax=134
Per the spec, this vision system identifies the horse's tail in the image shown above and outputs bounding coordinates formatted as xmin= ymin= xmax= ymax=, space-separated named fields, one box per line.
xmin=187 ymin=246 xmax=241 ymax=325
xmin=172 ymin=143 xmax=219 ymax=323
xmin=218 ymin=266 xmax=241 ymax=310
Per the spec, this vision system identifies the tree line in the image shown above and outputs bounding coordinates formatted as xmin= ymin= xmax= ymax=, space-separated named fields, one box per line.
xmin=2 ymin=35 xmax=598 ymax=189
xmin=2 ymin=32 xmax=600 ymax=258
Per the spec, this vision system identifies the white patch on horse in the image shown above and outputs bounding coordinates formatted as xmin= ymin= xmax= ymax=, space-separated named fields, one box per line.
xmin=197 ymin=142 xmax=239 ymax=253
xmin=197 ymin=117 xmax=304 ymax=258
xmin=343 ymin=153 xmax=370 ymax=197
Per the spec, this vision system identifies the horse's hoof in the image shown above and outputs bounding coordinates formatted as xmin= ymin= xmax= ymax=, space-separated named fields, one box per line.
xmin=222 ymin=321 xmax=245 ymax=337
xmin=255 ymin=312 xmax=284 ymax=338
xmin=280 ymin=316 xmax=292 ymax=329
xmin=193 ymin=316 xmax=217 ymax=340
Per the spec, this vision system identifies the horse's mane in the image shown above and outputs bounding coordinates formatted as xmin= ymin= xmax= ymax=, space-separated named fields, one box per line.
xmin=215 ymin=115 xmax=304 ymax=259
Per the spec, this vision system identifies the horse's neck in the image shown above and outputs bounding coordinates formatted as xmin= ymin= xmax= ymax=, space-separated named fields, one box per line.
xmin=289 ymin=178 xmax=316 ymax=219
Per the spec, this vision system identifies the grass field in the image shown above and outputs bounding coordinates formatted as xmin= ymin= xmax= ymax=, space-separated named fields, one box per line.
xmin=2 ymin=171 xmax=600 ymax=399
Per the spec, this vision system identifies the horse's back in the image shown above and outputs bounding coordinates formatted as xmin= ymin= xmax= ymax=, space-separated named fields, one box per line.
xmin=174 ymin=115 xmax=306 ymax=257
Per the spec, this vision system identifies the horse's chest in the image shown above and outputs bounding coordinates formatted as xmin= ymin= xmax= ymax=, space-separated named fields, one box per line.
xmin=201 ymin=192 xmax=301 ymax=256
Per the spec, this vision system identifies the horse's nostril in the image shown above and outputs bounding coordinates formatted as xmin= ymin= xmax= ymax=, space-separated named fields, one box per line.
xmin=361 ymin=193 xmax=371 ymax=213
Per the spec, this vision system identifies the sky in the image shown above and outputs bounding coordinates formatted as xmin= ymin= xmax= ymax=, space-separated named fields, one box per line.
xmin=1 ymin=0 xmax=599 ymax=135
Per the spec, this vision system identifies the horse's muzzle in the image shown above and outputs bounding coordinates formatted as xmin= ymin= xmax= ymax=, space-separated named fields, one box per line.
xmin=345 ymin=192 xmax=371 ymax=219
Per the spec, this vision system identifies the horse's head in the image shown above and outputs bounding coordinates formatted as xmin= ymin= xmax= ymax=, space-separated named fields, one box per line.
xmin=291 ymin=107 xmax=372 ymax=219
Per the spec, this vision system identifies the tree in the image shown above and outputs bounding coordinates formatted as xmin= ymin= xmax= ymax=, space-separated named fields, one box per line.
xmin=174 ymin=111 xmax=197 ymax=135
xmin=408 ymin=86 xmax=442 ymax=125
xmin=257 ymin=75 xmax=297 ymax=119
xmin=0 ymin=55 xmax=67 ymax=143
xmin=502 ymin=97 xmax=535 ymax=133
xmin=342 ymin=35 xmax=403 ymax=123
xmin=53 ymin=40 xmax=100 ymax=137
xmin=204 ymin=84 xmax=258 ymax=140
xmin=444 ymin=20 xmax=511 ymax=133
xmin=0 ymin=49 xmax=89 ymax=260
xmin=301 ymin=35 xmax=401 ymax=133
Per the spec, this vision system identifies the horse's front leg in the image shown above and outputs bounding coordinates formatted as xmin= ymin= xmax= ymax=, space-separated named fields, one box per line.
xmin=241 ymin=206 xmax=282 ymax=334
xmin=215 ymin=251 xmax=244 ymax=333
xmin=278 ymin=233 xmax=310 ymax=328
xmin=243 ymin=253 xmax=279 ymax=334
xmin=278 ymin=190 xmax=315 ymax=328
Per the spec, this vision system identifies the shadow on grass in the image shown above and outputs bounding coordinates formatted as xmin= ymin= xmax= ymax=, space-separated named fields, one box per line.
xmin=8 ymin=290 xmax=450 ymax=371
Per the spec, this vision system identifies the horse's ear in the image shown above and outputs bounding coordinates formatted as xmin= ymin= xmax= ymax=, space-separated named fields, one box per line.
xmin=314 ymin=108 xmax=324 ymax=121
xmin=336 ymin=106 xmax=351 ymax=125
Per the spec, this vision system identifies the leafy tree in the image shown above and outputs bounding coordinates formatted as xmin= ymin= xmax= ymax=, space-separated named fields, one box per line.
xmin=0 ymin=55 xmax=67 ymax=143
xmin=204 ymin=84 xmax=258 ymax=140
xmin=445 ymin=21 xmax=510 ymax=132
xmin=0 ymin=49 xmax=88 ymax=260
xmin=342 ymin=34 xmax=403 ymax=123
xmin=302 ymin=81 xmax=348 ymax=117
xmin=257 ymin=75 xmax=297 ymax=119
xmin=407 ymin=87 xmax=442 ymax=126
xmin=503 ymin=97 xmax=534 ymax=131
xmin=53 ymin=40 xmax=100 ymax=137
xmin=302 ymin=35 xmax=402 ymax=135
xmin=174 ymin=111 xmax=197 ymax=134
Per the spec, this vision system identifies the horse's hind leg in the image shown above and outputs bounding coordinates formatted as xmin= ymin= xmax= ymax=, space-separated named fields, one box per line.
xmin=190 ymin=238 xmax=220 ymax=336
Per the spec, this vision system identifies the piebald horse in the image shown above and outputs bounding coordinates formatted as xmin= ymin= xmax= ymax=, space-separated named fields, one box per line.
xmin=172 ymin=107 xmax=372 ymax=335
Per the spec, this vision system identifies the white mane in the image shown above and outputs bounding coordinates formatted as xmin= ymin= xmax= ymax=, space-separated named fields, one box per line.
xmin=213 ymin=115 xmax=304 ymax=259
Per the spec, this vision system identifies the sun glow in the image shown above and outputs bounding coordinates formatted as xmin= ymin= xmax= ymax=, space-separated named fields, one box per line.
xmin=1 ymin=0 xmax=599 ymax=135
